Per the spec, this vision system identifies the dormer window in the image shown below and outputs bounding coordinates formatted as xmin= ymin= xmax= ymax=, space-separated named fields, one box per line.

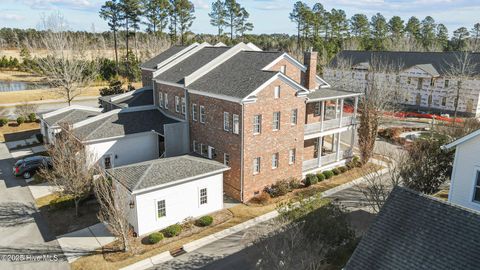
xmin=280 ymin=65 xmax=286 ymax=74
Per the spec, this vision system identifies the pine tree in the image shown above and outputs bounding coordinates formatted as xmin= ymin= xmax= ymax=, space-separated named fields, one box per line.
xmin=388 ymin=16 xmax=404 ymax=41
xmin=436 ymin=24 xmax=449 ymax=51
xmin=471 ymin=23 xmax=480 ymax=51
xmin=420 ymin=16 xmax=436 ymax=50
xmin=235 ymin=7 xmax=253 ymax=39
xmin=453 ymin=27 xmax=470 ymax=51
xmin=100 ymin=0 xmax=122 ymax=72
xmin=209 ymin=0 xmax=226 ymax=37
xmin=370 ymin=13 xmax=388 ymax=50
xmin=405 ymin=16 xmax=421 ymax=41
xmin=289 ymin=1 xmax=308 ymax=47
xmin=170 ymin=0 xmax=195 ymax=45
xmin=350 ymin=14 xmax=370 ymax=49
xmin=141 ymin=0 xmax=170 ymax=35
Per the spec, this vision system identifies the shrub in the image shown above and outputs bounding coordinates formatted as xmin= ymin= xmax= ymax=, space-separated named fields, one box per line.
xmin=332 ymin=168 xmax=341 ymax=175
xmin=316 ymin=172 xmax=326 ymax=182
xmin=265 ymin=179 xmax=291 ymax=197
xmin=339 ymin=166 xmax=348 ymax=173
xmin=304 ymin=174 xmax=318 ymax=187
xmin=323 ymin=170 xmax=334 ymax=179
xmin=287 ymin=177 xmax=301 ymax=189
xmin=148 ymin=232 xmax=164 ymax=244
xmin=0 ymin=118 xmax=8 ymax=127
xmin=196 ymin=215 xmax=214 ymax=227
xmin=36 ymin=133 xmax=44 ymax=143
xmin=352 ymin=156 xmax=361 ymax=167
xmin=28 ymin=113 xmax=36 ymax=122
xmin=16 ymin=116 xmax=25 ymax=125
xmin=163 ymin=224 xmax=182 ymax=237
xmin=49 ymin=195 xmax=74 ymax=210
xmin=249 ymin=192 xmax=271 ymax=205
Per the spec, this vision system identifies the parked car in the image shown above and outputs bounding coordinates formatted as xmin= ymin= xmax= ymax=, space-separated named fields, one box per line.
xmin=13 ymin=156 xmax=52 ymax=179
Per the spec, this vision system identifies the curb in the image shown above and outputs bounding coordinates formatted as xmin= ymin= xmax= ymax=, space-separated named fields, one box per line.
xmin=119 ymin=251 xmax=173 ymax=270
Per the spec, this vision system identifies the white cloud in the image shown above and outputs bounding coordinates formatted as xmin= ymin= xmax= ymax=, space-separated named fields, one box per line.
xmin=22 ymin=0 xmax=97 ymax=10
xmin=192 ymin=0 xmax=209 ymax=10
xmin=0 ymin=13 xmax=26 ymax=21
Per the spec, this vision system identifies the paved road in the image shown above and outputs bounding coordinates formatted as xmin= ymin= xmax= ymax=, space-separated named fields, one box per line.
xmin=0 ymin=143 xmax=69 ymax=270
xmin=0 ymin=98 xmax=99 ymax=118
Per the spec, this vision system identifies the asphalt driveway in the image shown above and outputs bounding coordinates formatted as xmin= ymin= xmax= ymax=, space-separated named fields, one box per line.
xmin=0 ymin=143 xmax=69 ymax=270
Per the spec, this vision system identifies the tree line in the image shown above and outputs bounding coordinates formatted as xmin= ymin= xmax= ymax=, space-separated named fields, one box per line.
xmin=289 ymin=1 xmax=480 ymax=58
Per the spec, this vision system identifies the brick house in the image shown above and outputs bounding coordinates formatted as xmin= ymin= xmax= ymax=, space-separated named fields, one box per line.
xmin=140 ymin=42 xmax=361 ymax=202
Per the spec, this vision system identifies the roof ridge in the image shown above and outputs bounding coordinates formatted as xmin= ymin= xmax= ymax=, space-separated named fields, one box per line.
xmin=82 ymin=114 xmax=114 ymax=140
xmin=55 ymin=110 xmax=76 ymax=124
xmin=132 ymin=161 xmax=156 ymax=191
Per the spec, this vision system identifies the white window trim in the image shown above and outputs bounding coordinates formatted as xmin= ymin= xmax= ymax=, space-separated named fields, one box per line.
xmin=155 ymin=199 xmax=166 ymax=220
xmin=223 ymin=112 xmax=230 ymax=131
xmin=289 ymin=149 xmax=296 ymax=165
xmin=164 ymin=93 xmax=168 ymax=109
xmin=253 ymin=115 xmax=261 ymax=135
xmin=232 ymin=114 xmax=239 ymax=134
xmin=291 ymin=109 xmax=297 ymax=125
xmin=200 ymin=105 xmax=206 ymax=124
xmin=274 ymin=86 xmax=280 ymax=99
xmin=272 ymin=153 xmax=279 ymax=169
xmin=253 ymin=157 xmax=261 ymax=175
xmin=192 ymin=140 xmax=197 ymax=152
xmin=159 ymin=92 xmax=164 ymax=108
xmin=192 ymin=104 xmax=197 ymax=121
xmin=175 ymin=96 xmax=180 ymax=113
xmin=224 ymin=153 xmax=230 ymax=166
xmin=280 ymin=65 xmax=286 ymax=74
xmin=273 ymin=112 xmax=280 ymax=131
xmin=181 ymin=97 xmax=186 ymax=115
xmin=472 ymin=167 xmax=480 ymax=203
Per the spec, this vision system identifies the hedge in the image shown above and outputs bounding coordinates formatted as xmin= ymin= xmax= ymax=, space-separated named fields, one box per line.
xmin=339 ymin=166 xmax=348 ymax=173
xmin=196 ymin=215 xmax=213 ymax=227
xmin=323 ymin=170 xmax=334 ymax=179
xmin=163 ymin=224 xmax=182 ymax=237
xmin=148 ymin=232 xmax=164 ymax=244
xmin=304 ymin=174 xmax=318 ymax=187
xmin=0 ymin=118 xmax=8 ymax=127
xmin=332 ymin=168 xmax=341 ymax=175
xmin=316 ymin=172 xmax=326 ymax=182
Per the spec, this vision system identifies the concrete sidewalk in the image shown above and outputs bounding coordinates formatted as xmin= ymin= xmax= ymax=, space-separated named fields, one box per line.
xmin=10 ymin=145 xmax=46 ymax=159
xmin=57 ymin=222 xmax=115 ymax=263
xmin=28 ymin=182 xmax=62 ymax=200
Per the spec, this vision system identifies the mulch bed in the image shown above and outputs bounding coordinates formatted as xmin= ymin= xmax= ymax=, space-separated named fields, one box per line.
xmin=102 ymin=209 xmax=234 ymax=262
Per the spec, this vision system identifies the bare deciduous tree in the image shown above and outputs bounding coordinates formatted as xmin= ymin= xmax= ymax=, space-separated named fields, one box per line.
xmin=136 ymin=34 xmax=170 ymax=62
xmin=93 ymin=172 xmax=133 ymax=253
xmin=38 ymin=124 xmax=95 ymax=217
xmin=443 ymin=52 xmax=478 ymax=122
xmin=14 ymin=102 xmax=39 ymax=118
xmin=27 ymin=13 xmax=98 ymax=105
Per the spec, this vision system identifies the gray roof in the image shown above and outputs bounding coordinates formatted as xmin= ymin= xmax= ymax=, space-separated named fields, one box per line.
xmin=99 ymin=89 xmax=153 ymax=108
xmin=140 ymin=46 xmax=187 ymax=69
xmin=189 ymin=51 xmax=283 ymax=99
xmin=72 ymin=109 xmax=178 ymax=141
xmin=43 ymin=109 xmax=100 ymax=126
xmin=345 ymin=187 xmax=480 ymax=270
xmin=307 ymin=88 xmax=362 ymax=102
xmin=330 ymin=51 xmax=480 ymax=76
xmin=107 ymin=155 xmax=229 ymax=192
xmin=154 ymin=46 xmax=231 ymax=84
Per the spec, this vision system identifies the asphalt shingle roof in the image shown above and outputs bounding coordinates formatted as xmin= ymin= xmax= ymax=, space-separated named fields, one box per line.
xmin=307 ymin=88 xmax=361 ymax=101
xmin=44 ymin=109 xmax=100 ymax=126
xmin=99 ymin=89 xmax=153 ymax=108
xmin=155 ymin=47 xmax=231 ymax=84
xmin=107 ymin=155 xmax=229 ymax=192
xmin=330 ymin=51 xmax=480 ymax=76
xmin=140 ymin=46 xmax=187 ymax=69
xmin=189 ymin=51 xmax=283 ymax=99
xmin=72 ymin=109 xmax=178 ymax=141
xmin=345 ymin=186 xmax=480 ymax=270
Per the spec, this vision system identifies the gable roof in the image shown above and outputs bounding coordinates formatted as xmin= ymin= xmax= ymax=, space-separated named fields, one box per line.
xmin=107 ymin=155 xmax=229 ymax=193
xmin=188 ymin=51 xmax=284 ymax=99
xmin=140 ymin=46 xmax=187 ymax=70
xmin=330 ymin=51 xmax=480 ymax=76
xmin=72 ymin=109 xmax=178 ymax=141
xmin=99 ymin=89 xmax=153 ymax=108
xmin=442 ymin=128 xmax=480 ymax=149
xmin=42 ymin=107 xmax=101 ymax=127
xmin=345 ymin=186 xmax=480 ymax=270
xmin=154 ymin=46 xmax=231 ymax=84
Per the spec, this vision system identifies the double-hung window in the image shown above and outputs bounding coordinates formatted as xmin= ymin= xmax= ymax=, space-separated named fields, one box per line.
xmin=224 ymin=153 xmax=230 ymax=166
xmin=201 ymin=144 xmax=208 ymax=157
xmin=274 ymin=86 xmax=280 ymax=99
xmin=272 ymin=153 xmax=279 ymax=169
xmin=314 ymin=102 xmax=321 ymax=116
xmin=291 ymin=109 xmax=297 ymax=125
xmin=232 ymin=114 xmax=239 ymax=134
xmin=164 ymin=93 xmax=168 ymax=109
xmin=181 ymin=97 xmax=186 ymax=115
xmin=175 ymin=96 xmax=180 ymax=112
xmin=473 ymin=170 xmax=480 ymax=202
xmin=157 ymin=200 xmax=166 ymax=218
xmin=273 ymin=112 xmax=280 ymax=131
xmin=159 ymin=92 xmax=164 ymax=108
xmin=253 ymin=115 xmax=261 ymax=134
xmin=192 ymin=104 xmax=197 ymax=121
xmin=224 ymin=112 xmax=230 ymax=131
xmin=200 ymin=105 xmax=206 ymax=123
xmin=253 ymin=157 xmax=261 ymax=174
xmin=200 ymin=188 xmax=207 ymax=205
xmin=289 ymin=149 xmax=296 ymax=164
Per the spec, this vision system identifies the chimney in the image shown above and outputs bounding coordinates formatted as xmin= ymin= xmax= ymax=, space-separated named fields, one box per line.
xmin=304 ymin=50 xmax=318 ymax=90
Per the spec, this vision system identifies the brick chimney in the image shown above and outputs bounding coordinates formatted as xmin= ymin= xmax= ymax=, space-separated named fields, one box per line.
xmin=304 ymin=50 xmax=318 ymax=90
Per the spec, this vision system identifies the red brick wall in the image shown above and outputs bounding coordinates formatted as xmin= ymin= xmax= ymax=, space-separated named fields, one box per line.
xmin=189 ymin=94 xmax=243 ymax=201
xmin=306 ymin=102 xmax=321 ymax=124
xmin=268 ymin=58 xmax=304 ymax=86
xmin=141 ymin=69 xmax=153 ymax=88
xmin=154 ymin=82 xmax=186 ymax=120
xmin=242 ymin=78 xmax=306 ymax=201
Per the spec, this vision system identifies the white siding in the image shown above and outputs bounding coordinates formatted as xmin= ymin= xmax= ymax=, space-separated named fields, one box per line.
xmin=85 ymin=132 xmax=158 ymax=168
xmin=133 ymin=173 xmax=224 ymax=235
xmin=449 ymin=135 xmax=480 ymax=212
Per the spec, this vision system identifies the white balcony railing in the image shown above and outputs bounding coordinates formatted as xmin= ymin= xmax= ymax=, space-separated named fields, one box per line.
xmin=302 ymin=152 xmax=342 ymax=172
xmin=304 ymin=116 xmax=355 ymax=136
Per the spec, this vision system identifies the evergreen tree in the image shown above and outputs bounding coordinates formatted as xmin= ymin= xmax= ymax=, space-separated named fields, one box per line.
xmin=235 ymin=7 xmax=253 ymax=38
xmin=209 ymin=0 xmax=227 ymax=37
xmin=453 ymin=27 xmax=470 ymax=51
xmin=370 ymin=13 xmax=388 ymax=50
xmin=170 ymin=0 xmax=195 ymax=45
xmin=420 ymin=16 xmax=436 ymax=50
xmin=350 ymin=14 xmax=370 ymax=49
xmin=405 ymin=16 xmax=421 ymax=41
xmin=141 ymin=0 xmax=170 ymax=35
xmin=311 ymin=3 xmax=326 ymax=40
xmin=388 ymin=16 xmax=404 ymax=41
xmin=328 ymin=9 xmax=348 ymax=40
xmin=289 ymin=1 xmax=308 ymax=47
xmin=436 ymin=24 xmax=449 ymax=51
xmin=471 ymin=23 xmax=480 ymax=51
xmin=99 ymin=0 xmax=122 ymax=72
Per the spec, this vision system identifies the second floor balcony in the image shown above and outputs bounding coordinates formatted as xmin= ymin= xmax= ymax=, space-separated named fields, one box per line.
xmin=304 ymin=116 xmax=356 ymax=136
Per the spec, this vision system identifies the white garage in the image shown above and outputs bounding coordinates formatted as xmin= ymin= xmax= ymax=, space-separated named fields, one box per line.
xmin=106 ymin=155 xmax=229 ymax=236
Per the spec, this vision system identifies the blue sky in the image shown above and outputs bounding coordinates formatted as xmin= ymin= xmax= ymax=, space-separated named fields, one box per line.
xmin=1 ymin=0 xmax=480 ymax=36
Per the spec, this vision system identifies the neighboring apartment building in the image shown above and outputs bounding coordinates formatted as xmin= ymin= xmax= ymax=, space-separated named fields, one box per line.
xmin=325 ymin=51 xmax=480 ymax=117
xmin=442 ymin=129 xmax=480 ymax=212
xmin=141 ymin=42 xmax=360 ymax=202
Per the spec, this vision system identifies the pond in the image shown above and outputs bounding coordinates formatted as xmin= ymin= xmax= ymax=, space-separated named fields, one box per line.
xmin=0 ymin=80 xmax=50 ymax=92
